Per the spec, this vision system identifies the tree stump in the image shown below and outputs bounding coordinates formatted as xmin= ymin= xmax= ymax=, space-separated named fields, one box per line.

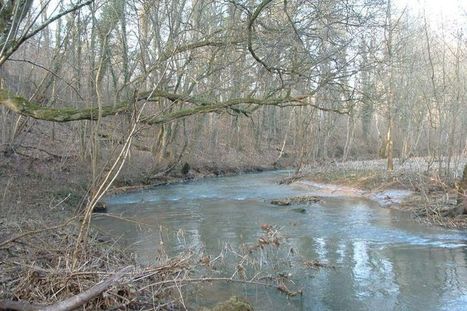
xmin=457 ymin=164 xmax=467 ymax=215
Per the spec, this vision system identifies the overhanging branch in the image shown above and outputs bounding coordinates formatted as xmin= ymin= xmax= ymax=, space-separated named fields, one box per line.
xmin=0 ymin=89 xmax=128 ymax=122
xmin=0 ymin=88 xmax=348 ymax=124
xmin=141 ymin=89 xmax=348 ymax=124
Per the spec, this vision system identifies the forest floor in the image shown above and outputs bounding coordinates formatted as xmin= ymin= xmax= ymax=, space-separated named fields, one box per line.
xmin=287 ymin=157 xmax=467 ymax=229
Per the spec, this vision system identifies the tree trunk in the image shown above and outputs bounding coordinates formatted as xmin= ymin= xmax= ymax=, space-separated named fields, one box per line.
xmin=385 ymin=0 xmax=394 ymax=172
xmin=457 ymin=164 xmax=467 ymax=215
xmin=386 ymin=117 xmax=394 ymax=171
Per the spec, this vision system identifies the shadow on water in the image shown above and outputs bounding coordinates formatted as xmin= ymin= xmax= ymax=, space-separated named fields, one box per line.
xmin=94 ymin=171 xmax=467 ymax=311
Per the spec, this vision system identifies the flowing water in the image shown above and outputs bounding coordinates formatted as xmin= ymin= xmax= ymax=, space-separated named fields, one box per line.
xmin=95 ymin=171 xmax=467 ymax=310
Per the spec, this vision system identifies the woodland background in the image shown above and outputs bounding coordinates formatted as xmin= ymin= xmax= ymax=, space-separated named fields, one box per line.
xmin=0 ymin=0 xmax=466 ymax=183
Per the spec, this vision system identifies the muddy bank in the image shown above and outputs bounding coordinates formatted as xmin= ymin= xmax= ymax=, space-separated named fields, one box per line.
xmin=289 ymin=180 xmax=412 ymax=208
xmin=285 ymin=164 xmax=467 ymax=229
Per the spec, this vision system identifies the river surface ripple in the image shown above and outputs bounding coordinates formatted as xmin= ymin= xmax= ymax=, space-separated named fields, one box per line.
xmin=95 ymin=171 xmax=467 ymax=311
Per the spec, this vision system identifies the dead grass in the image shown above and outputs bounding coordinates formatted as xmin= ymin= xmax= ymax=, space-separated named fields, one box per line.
xmin=0 ymin=215 xmax=205 ymax=310
xmin=0 ymin=214 xmax=315 ymax=309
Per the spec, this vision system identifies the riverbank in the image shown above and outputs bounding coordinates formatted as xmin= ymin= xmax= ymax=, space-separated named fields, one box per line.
xmin=0 ymin=154 xmax=173 ymax=309
xmin=0 ymin=151 xmax=284 ymax=310
xmin=287 ymin=158 xmax=467 ymax=229
xmin=109 ymin=163 xmax=277 ymax=195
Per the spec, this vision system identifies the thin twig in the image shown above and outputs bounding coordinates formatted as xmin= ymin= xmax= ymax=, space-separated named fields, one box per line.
xmin=0 ymin=217 xmax=77 ymax=249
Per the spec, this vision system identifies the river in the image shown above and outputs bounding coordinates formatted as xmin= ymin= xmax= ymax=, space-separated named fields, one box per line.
xmin=95 ymin=171 xmax=467 ymax=310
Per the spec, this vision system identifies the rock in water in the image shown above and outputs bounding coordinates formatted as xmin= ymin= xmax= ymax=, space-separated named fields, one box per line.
xmin=181 ymin=162 xmax=191 ymax=175
xmin=92 ymin=201 xmax=107 ymax=213
xmin=292 ymin=207 xmax=307 ymax=213
xmin=270 ymin=199 xmax=291 ymax=206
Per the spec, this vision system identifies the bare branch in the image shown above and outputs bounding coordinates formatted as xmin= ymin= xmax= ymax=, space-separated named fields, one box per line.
xmin=0 ymin=0 xmax=93 ymax=65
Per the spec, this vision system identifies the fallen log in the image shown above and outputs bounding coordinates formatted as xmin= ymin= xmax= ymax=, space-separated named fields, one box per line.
xmin=0 ymin=300 xmax=43 ymax=311
xmin=0 ymin=266 xmax=132 ymax=311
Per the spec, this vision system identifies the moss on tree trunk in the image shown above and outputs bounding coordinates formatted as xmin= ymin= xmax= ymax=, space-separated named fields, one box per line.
xmin=0 ymin=89 xmax=129 ymax=122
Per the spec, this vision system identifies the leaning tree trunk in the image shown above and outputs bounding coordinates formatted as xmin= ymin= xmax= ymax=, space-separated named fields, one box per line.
xmin=457 ymin=164 xmax=467 ymax=215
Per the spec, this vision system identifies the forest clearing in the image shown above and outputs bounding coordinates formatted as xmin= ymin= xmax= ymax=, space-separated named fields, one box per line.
xmin=1 ymin=0 xmax=467 ymax=310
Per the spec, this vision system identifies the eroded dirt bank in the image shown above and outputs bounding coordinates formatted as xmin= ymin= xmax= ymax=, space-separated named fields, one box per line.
xmin=283 ymin=158 xmax=467 ymax=229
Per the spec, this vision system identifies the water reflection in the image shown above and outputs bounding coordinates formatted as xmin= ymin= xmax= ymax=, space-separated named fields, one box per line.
xmin=94 ymin=171 xmax=467 ymax=310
